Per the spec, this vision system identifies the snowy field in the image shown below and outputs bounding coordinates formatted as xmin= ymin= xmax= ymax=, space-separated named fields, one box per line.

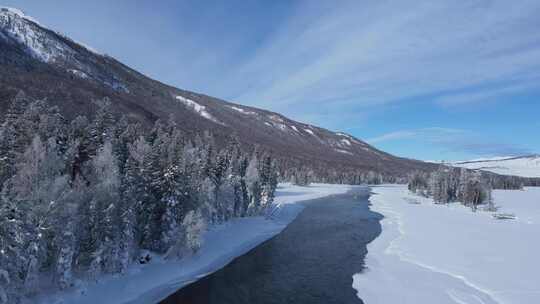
xmin=354 ymin=185 xmax=540 ymax=304
xmin=35 ymin=183 xmax=355 ymax=304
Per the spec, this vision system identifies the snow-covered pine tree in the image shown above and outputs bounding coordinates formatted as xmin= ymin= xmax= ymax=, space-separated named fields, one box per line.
xmin=0 ymin=92 xmax=33 ymax=188
xmin=182 ymin=210 xmax=207 ymax=253
xmin=0 ymin=195 xmax=24 ymax=301
xmin=0 ymin=268 xmax=9 ymax=304
xmin=72 ymin=176 xmax=95 ymax=270
xmin=88 ymin=142 xmax=122 ymax=273
xmin=125 ymin=136 xmax=152 ymax=250
xmin=55 ymin=229 xmax=75 ymax=289
xmin=245 ymin=153 xmax=262 ymax=215
xmin=238 ymin=155 xmax=250 ymax=217
xmin=259 ymin=154 xmax=278 ymax=213
xmin=87 ymin=99 xmax=116 ymax=158
xmin=161 ymin=164 xmax=188 ymax=252
xmin=111 ymin=116 xmax=132 ymax=176
xmin=48 ymin=172 xmax=83 ymax=288
xmin=2 ymin=134 xmax=71 ymax=294
xmin=206 ymin=149 xmax=230 ymax=223
xmin=117 ymin=163 xmax=138 ymax=272
xmin=36 ymin=104 xmax=69 ymax=155
xmin=198 ymin=177 xmax=217 ymax=225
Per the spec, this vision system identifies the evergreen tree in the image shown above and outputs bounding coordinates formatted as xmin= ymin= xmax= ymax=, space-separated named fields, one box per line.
xmin=87 ymin=99 xmax=116 ymax=158
xmin=245 ymin=154 xmax=262 ymax=215
xmin=0 ymin=92 xmax=32 ymax=188
xmin=183 ymin=210 xmax=206 ymax=253
xmin=259 ymin=155 xmax=278 ymax=213
xmin=0 ymin=269 xmax=9 ymax=304
xmin=161 ymin=164 xmax=188 ymax=252
xmin=88 ymin=142 xmax=121 ymax=274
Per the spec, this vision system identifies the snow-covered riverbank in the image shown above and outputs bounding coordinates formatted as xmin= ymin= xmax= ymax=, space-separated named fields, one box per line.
xmin=35 ymin=183 xmax=356 ymax=304
xmin=353 ymin=185 xmax=540 ymax=304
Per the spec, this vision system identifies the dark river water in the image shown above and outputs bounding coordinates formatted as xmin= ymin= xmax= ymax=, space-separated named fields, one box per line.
xmin=161 ymin=192 xmax=382 ymax=304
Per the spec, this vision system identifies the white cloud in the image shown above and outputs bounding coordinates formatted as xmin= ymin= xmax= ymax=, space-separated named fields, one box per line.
xmin=367 ymin=130 xmax=419 ymax=144
xmin=223 ymin=0 xmax=540 ymax=113
xmin=368 ymin=128 xmax=465 ymax=144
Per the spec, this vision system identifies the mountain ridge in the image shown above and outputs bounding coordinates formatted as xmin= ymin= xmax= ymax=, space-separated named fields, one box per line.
xmin=0 ymin=7 xmax=437 ymax=180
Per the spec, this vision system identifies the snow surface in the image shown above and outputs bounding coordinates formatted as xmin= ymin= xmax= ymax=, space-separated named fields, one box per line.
xmin=353 ymin=185 xmax=540 ymax=304
xmin=449 ymin=156 xmax=540 ymax=178
xmin=268 ymin=115 xmax=284 ymax=123
xmin=35 ymin=183 xmax=357 ymax=304
xmin=336 ymin=132 xmax=363 ymax=144
xmin=335 ymin=148 xmax=353 ymax=155
xmin=175 ymin=96 xmax=223 ymax=125
xmin=264 ymin=121 xmax=288 ymax=132
xmin=304 ymin=128 xmax=315 ymax=135
xmin=68 ymin=69 xmax=89 ymax=79
xmin=340 ymin=138 xmax=352 ymax=146
xmin=228 ymin=106 xmax=256 ymax=115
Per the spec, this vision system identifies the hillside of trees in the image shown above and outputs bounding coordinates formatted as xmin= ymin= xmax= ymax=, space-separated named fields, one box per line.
xmin=284 ymin=164 xmax=405 ymax=186
xmin=0 ymin=92 xmax=278 ymax=303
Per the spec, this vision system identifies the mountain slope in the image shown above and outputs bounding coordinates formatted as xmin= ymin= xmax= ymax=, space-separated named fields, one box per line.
xmin=0 ymin=7 xmax=435 ymax=178
xmin=450 ymin=155 xmax=540 ymax=178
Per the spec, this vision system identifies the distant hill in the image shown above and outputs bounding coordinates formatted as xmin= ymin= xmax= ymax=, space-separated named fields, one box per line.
xmin=448 ymin=155 xmax=540 ymax=178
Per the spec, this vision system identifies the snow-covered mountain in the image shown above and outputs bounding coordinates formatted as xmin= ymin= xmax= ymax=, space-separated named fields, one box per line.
xmin=0 ymin=7 xmax=437 ymax=178
xmin=448 ymin=155 xmax=540 ymax=178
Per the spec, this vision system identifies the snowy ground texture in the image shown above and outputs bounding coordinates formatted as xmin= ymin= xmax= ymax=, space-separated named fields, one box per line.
xmin=34 ymin=183 xmax=355 ymax=304
xmin=354 ymin=185 xmax=540 ymax=304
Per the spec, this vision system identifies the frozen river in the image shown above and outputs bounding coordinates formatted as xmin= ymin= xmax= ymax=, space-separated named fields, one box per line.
xmin=161 ymin=192 xmax=381 ymax=304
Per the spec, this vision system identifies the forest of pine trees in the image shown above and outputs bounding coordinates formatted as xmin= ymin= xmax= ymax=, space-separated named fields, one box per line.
xmin=286 ymin=166 xmax=391 ymax=186
xmin=408 ymin=165 xmax=496 ymax=211
xmin=0 ymin=92 xmax=278 ymax=303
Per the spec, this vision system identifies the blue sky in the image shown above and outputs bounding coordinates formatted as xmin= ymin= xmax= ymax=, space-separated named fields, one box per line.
xmin=4 ymin=0 xmax=540 ymax=161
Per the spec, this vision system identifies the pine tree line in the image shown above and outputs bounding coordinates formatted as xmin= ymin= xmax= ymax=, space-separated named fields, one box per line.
xmin=285 ymin=165 xmax=400 ymax=186
xmin=0 ymin=92 xmax=278 ymax=303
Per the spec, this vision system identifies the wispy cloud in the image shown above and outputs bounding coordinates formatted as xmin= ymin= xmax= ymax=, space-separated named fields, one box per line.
xmin=368 ymin=128 xmax=531 ymax=157
xmin=368 ymin=128 xmax=466 ymax=145
xmin=435 ymin=81 xmax=540 ymax=106
xmin=368 ymin=130 xmax=423 ymax=144
xmin=221 ymin=0 xmax=540 ymax=114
